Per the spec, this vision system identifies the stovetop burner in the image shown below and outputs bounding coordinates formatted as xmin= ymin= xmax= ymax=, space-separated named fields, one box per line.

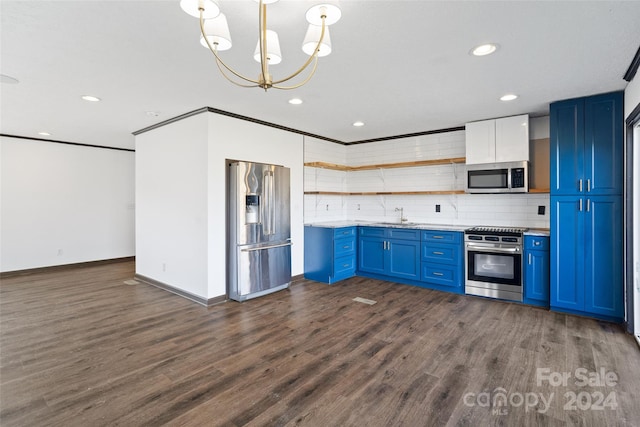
xmin=465 ymin=226 xmax=528 ymax=237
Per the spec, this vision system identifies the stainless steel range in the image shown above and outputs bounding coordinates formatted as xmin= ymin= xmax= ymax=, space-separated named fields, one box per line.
xmin=464 ymin=226 xmax=528 ymax=302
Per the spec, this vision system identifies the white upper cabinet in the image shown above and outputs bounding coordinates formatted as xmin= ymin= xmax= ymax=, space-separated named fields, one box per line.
xmin=465 ymin=114 xmax=529 ymax=164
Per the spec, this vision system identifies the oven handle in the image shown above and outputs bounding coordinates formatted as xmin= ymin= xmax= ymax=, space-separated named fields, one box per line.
xmin=465 ymin=243 xmax=519 ymax=253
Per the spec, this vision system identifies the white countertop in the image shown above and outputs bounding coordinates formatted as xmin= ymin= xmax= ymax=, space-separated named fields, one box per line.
xmin=304 ymin=220 xmax=550 ymax=236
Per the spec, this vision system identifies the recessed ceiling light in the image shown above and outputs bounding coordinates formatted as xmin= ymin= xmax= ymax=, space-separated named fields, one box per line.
xmin=353 ymin=121 xmax=365 ymax=127
xmin=288 ymin=98 xmax=303 ymax=105
xmin=81 ymin=95 xmax=101 ymax=102
xmin=145 ymin=111 xmax=160 ymax=117
xmin=500 ymin=94 xmax=519 ymax=101
xmin=471 ymin=43 xmax=498 ymax=56
xmin=38 ymin=132 xmax=51 ymax=136
xmin=0 ymin=74 xmax=19 ymax=84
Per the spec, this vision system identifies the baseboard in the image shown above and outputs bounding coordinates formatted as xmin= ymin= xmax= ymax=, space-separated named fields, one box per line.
xmin=134 ymin=274 xmax=227 ymax=307
xmin=0 ymin=256 xmax=135 ymax=278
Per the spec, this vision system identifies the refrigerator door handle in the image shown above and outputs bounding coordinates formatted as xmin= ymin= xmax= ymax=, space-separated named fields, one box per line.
xmin=263 ymin=170 xmax=275 ymax=235
xmin=241 ymin=242 xmax=292 ymax=252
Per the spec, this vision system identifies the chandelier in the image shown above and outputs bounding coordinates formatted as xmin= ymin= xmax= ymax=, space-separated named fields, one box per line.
xmin=180 ymin=0 xmax=342 ymax=91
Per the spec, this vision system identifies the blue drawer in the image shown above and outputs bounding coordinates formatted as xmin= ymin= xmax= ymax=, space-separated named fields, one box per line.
xmin=421 ymin=243 xmax=459 ymax=265
xmin=359 ymin=227 xmax=386 ymax=237
xmin=334 ymin=236 xmax=356 ymax=256
xmin=421 ymin=230 xmax=462 ymax=244
xmin=334 ymin=227 xmax=356 ymax=238
xmin=421 ymin=262 xmax=460 ymax=288
xmin=524 ymin=235 xmax=549 ymax=251
xmin=334 ymin=255 xmax=356 ymax=278
xmin=389 ymin=228 xmax=420 ymax=241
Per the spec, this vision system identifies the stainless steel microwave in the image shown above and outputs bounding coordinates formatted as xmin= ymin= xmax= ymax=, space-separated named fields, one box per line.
xmin=465 ymin=161 xmax=529 ymax=193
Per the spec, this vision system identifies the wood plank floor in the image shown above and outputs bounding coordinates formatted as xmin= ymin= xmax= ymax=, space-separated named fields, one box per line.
xmin=1 ymin=261 xmax=639 ymax=426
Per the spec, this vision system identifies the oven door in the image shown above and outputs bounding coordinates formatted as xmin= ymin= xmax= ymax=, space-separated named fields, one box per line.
xmin=465 ymin=242 xmax=522 ymax=301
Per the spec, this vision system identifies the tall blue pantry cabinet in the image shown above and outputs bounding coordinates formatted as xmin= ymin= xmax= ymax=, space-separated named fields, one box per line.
xmin=549 ymin=91 xmax=624 ymax=322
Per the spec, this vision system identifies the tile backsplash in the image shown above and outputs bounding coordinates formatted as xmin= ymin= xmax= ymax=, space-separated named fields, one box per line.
xmin=304 ymin=125 xmax=551 ymax=229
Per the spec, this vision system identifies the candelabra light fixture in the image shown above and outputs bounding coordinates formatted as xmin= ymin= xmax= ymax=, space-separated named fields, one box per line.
xmin=180 ymin=0 xmax=342 ymax=91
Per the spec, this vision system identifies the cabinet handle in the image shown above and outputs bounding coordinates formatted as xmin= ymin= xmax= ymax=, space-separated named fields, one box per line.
xmin=432 ymin=236 xmax=444 ymax=239
xmin=587 ymin=199 xmax=591 ymax=212
xmin=528 ymin=253 xmax=532 ymax=265
xmin=534 ymin=241 xmax=540 ymax=246
xmin=579 ymin=199 xmax=583 ymax=211
xmin=433 ymin=272 xmax=444 ymax=276
xmin=433 ymin=251 xmax=444 ymax=255
xmin=578 ymin=179 xmax=583 ymax=192
xmin=587 ymin=179 xmax=591 ymax=192
xmin=343 ymin=264 xmax=350 ymax=268
xmin=343 ymin=245 xmax=350 ymax=249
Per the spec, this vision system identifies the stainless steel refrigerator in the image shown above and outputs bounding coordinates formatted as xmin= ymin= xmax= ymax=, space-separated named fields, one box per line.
xmin=228 ymin=160 xmax=291 ymax=301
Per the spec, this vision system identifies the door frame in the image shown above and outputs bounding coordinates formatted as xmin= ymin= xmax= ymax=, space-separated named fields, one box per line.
xmin=624 ymin=102 xmax=640 ymax=335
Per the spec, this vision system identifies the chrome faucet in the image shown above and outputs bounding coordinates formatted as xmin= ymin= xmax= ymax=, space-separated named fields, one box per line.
xmin=395 ymin=207 xmax=408 ymax=223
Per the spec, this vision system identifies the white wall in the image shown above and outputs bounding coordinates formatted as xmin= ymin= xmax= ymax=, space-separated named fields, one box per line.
xmin=207 ymin=114 xmax=304 ymax=299
xmin=135 ymin=114 xmax=210 ymax=298
xmin=1 ymin=136 xmax=135 ymax=272
xmin=304 ymin=120 xmax=551 ymax=229
xmin=135 ymin=112 xmax=303 ymax=300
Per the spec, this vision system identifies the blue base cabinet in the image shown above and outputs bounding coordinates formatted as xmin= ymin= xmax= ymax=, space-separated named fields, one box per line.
xmin=357 ymin=227 xmax=463 ymax=294
xmin=358 ymin=227 xmax=420 ymax=281
xmin=550 ymin=196 xmax=623 ymax=321
xmin=524 ymin=236 xmax=550 ymax=307
xmin=304 ymin=226 xmax=356 ymax=284
xmin=550 ymin=91 xmax=624 ymax=322
xmin=420 ymin=230 xmax=463 ymax=291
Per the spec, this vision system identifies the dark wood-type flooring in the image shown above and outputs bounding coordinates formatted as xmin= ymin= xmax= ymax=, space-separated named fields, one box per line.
xmin=1 ymin=260 xmax=639 ymax=426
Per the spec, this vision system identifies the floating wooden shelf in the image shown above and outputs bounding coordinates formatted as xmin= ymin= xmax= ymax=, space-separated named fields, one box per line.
xmin=304 ymin=157 xmax=549 ymax=195
xmin=304 ymin=190 xmax=465 ymax=196
xmin=304 ymin=157 xmax=466 ymax=172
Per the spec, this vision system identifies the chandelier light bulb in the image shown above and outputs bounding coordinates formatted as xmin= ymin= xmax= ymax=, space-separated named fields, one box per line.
xmin=306 ymin=4 xmax=342 ymax=26
xmin=253 ymin=30 xmax=282 ymax=65
xmin=200 ymin=13 xmax=232 ymax=51
xmin=180 ymin=0 xmax=220 ymax=19
xmin=302 ymin=24 xmax=332 ymax=57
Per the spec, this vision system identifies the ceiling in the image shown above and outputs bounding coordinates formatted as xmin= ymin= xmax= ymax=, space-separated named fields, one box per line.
xmin=1 ymin=1 xmax=639 ymax=150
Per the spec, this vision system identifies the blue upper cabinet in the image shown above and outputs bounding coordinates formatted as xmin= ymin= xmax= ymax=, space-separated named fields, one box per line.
xmin=584 ymin=93 xmax=623 ymax=195
xmin=550 ymin=98 xmax=584 ymax=195
xmin=550 ymin=91 xmax=623 ymax=196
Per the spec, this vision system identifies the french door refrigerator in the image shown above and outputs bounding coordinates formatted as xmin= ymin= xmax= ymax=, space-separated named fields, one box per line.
xmin=228 ymin=160 xmax=291 ymax=301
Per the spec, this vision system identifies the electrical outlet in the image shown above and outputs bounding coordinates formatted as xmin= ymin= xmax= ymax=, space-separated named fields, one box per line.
xmin=435 ymin=204 xmax=441 ymax=213
xmin=538 ymin=205 xmax=546 ymax=215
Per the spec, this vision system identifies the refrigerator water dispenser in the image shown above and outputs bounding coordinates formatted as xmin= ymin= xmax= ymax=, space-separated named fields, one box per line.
xmin=245 ymin=194 xmax=260 ymax=224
